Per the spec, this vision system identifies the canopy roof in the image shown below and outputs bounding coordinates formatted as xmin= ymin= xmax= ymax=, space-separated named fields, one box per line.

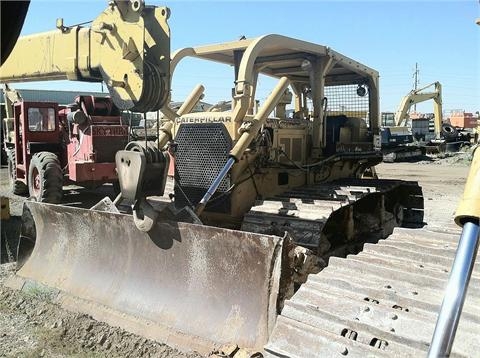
xmin=172 ymin=34 xmax=378 ymax=87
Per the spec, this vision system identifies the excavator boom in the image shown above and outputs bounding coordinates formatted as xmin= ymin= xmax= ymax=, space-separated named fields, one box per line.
xmin=0 ymin=0 xmax=171 ymax=112
xmin=394 ymin=81 xmax=442 ymax=138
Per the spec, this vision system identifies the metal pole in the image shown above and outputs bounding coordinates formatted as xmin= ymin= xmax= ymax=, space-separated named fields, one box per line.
xmin=413 ymin=62 xmax=419 ymax=112
xmin=144 ymin=112 xmax=148 ymax=148
xmin=195 ymin=157 xmax=235 ymax=216
xmin=428 ymin=221 xmax=480 ymax=357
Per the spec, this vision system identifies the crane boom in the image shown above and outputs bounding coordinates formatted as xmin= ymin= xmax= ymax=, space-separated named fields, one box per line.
xmin=0 ymin=0 xmax=171 ymax=113
xmin=394 ymin=81 xmax=442 ymax=138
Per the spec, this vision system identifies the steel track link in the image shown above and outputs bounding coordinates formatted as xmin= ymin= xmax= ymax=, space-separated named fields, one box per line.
xmin=265 ymin=226 xmax=480 ymax=357
xmin=242 ymin=179 xmax=424 ymax=256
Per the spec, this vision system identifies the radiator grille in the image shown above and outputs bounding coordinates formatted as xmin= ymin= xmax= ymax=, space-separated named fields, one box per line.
xmin=174 ymin=123 xmax=232 ymax=212
xmin=93 ymin=136 xmax=128 ymax=163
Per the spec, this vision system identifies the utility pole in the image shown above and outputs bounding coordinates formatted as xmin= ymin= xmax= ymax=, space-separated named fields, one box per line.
xmin=413 ymin=63 xmax=419 ymax=111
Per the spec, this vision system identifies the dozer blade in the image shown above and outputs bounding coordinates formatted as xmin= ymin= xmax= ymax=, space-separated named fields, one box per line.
xmin=11 ymin=201 xmax=289 ymax=354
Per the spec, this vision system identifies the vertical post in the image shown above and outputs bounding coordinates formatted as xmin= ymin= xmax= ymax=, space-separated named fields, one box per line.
xmin=311 ymin=59 xmax=325 ymax=158
xmin=309 ymin=56 xmax=333 ymax=158
xmin=368 ymin=77 xmax=380 ymax=136
xmin=413 ymin=62 xmax=419 ymax=112
xmin=433 ymin=82 xmax=443 ymax=140
xmin=144 ymin=112 xmax=148 ymax=148
xmin=233 ymin=50 xmax=244 ymax=112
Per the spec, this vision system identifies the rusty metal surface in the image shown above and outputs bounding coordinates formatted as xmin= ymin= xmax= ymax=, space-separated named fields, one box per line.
xmin=265 ymin=226 xmax=480 ymax=357
xmin=16 ymin=201 xmax=286 ymax=354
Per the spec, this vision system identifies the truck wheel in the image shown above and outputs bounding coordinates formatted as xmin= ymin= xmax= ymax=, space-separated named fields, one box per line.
xmin=7 ymin=151 xmax=28 ymax=195
xmin=441 ymin=124 xmax=458 ymax=142
xmin=28 ymin=152 xmax=63 ymax=203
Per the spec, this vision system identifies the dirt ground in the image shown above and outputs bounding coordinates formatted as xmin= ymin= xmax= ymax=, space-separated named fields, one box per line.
xmin=376 ymin=154 xmax=471 ymax=228
xmin=0 ymin=152 xmax=473 ymax=357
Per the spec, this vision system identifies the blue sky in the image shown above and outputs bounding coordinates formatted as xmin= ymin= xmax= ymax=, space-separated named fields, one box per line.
xmin=14 ymin=1 xmax=480 ymax=113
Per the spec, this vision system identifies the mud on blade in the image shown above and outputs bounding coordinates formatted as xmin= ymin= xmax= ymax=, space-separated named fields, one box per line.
xmin=13 ymin=201 xmax=289 ymax=354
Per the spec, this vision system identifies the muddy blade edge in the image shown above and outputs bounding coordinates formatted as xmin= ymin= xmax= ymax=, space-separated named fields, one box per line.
xmin=12 ymin=201 xmax=286 ymax=354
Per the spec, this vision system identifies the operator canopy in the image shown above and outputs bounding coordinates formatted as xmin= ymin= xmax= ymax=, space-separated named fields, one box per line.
xmin=171 ymin=34 xmax=379 ymax=88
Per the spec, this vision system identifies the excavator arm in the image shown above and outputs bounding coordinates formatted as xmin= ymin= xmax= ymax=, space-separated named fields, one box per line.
xmin=0 ymin=0 xmax=170 ymax=112
xmin=394 ymin=81 xmax=443 ymax=138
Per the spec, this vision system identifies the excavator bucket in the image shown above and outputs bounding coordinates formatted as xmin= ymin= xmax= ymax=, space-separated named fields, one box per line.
xmin=10 ymin=201 xmax=290 ymax=354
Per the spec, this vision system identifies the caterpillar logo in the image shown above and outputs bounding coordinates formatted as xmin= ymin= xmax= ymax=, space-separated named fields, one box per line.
xmin=176 ymin=115 xmax=232 ymax=124
xmin=91 ymin=126 xmax=128 ymax=136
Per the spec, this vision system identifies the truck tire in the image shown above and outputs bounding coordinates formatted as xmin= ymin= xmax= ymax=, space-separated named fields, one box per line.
xmin=441 ymin=123 xmax=458 ymax=142
xmin=7 ymin=151 xmax=28 ymax=195
xmin=28 ymin=152 xmax=63 ymax=203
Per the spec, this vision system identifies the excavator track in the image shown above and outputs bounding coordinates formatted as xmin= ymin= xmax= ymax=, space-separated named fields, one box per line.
xmin=382 ymin=146 xmax=426 ymax=163
xmin=242 ymin=179 xmax=424 ymax=259
xmin=265 ymin=225 xmax=480 ymax=357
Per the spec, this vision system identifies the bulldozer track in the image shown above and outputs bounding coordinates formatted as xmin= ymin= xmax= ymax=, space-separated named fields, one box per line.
xmin=242 ymin=179 xmax=424 ymax=257
xmin=265 ymin=226 xmax=480 ymax=357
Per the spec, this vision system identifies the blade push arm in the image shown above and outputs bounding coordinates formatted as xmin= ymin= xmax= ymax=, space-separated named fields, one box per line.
xmin=0 ymin=0 xmax=171 ymax=112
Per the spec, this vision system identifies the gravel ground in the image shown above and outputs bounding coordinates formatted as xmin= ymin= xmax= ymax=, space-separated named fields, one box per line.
xmin=376 ymin=152 xmax=471 ymax=228
xmin=0 ymin=152 xmax=473 ymax=357
xmin=0 ymin=262 xmax=200 ymax=358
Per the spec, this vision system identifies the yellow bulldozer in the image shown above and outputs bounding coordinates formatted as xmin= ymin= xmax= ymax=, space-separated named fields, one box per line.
xmin=1 ymin=1 xmax=479 ymax=357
